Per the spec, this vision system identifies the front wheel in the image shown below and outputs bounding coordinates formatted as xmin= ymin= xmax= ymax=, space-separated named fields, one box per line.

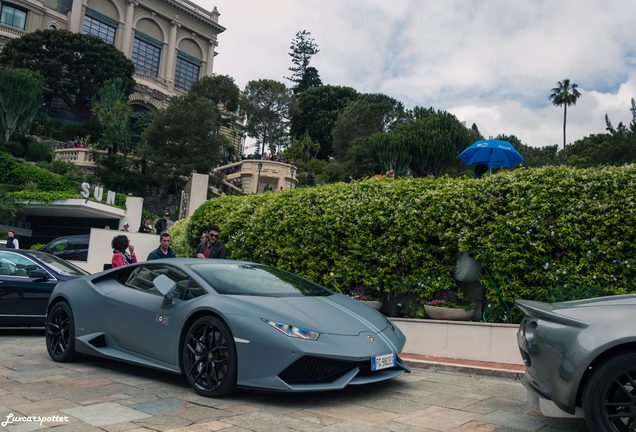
xmin=182 ymin=316 xmax=237 ymax=397
xmin=582 ymin=351 xmax=636 ymax=432
xmin=45 ymin=301 xmax=77 ymax=362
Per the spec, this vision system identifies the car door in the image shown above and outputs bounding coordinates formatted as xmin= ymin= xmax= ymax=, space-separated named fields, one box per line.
xmin=0 ymin=251 xmax=57 ymax=325
xmin=105 ymin=264 xmax=203 ymax=365
xmin=43 ymin=238 xmax=71 ymax=259
xmin=68 ymin=237 xmax=89 ymax=261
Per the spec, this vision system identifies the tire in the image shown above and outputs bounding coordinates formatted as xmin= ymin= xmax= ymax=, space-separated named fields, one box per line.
xmin=582 ymin=351 xmax=636 ymax=432
xmin=182 ymin=315 xmax=237 ymax=397
xmin=45 ymin=301 xmax=77 ymax=362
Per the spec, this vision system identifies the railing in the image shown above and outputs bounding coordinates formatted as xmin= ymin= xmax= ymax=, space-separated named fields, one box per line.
xmin=213 ymin=159 xmax=298 ymax=194
xmin=0 ymin=23 xmax=26 ymax=38
xmin=54 ymin=148 xmax=107 ymax=167
xmin=133 ymin=72 xmax=167 ymax=85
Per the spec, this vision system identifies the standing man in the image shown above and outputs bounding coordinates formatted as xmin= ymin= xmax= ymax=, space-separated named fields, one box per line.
xmin=6 ymin=230 xmax=19 ymax=249
xmin=195 ymin=224 xmax=227 ymax=259
xmin=147 ymin=233 xmax=176 ymax=261
xmin=155 ymin=212 xmax=169 ymax=234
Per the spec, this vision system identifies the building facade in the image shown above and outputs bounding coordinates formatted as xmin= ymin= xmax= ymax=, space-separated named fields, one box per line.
xmin=0 ymin=0 xmax=243 ymax=151
xmin=214 ymin=159 xmax=298 ymax=194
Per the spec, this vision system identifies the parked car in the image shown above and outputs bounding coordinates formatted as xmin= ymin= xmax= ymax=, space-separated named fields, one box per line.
xmin=0 ymin=240 xmax=6 ymax=248
xmin=45 ymin=259 xmax=409 ymax=397
xmin=0 ymin=249 xmax=88 ymax=327
xmin=40 ymin=234 xmax=89 ymax=261
xmin=516 ymin=296 xmax=636 ymax=432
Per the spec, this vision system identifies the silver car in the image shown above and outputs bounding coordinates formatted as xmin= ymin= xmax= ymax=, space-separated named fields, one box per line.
xmin=516 ymin=295 xmax=636 ymax=432
xmin=46 ymin=259 xmax=409 ymax=397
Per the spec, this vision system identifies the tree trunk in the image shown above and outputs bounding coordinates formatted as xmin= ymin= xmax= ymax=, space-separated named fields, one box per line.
xmin=563 ymin=104 xmax=567 ymax=149
xmin=4 ymin=128 xmax=11 ymax=143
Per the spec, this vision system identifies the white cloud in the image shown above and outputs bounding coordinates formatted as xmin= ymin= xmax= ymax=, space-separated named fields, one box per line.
xmin=195 ymin=0 xmax=636 ymax=147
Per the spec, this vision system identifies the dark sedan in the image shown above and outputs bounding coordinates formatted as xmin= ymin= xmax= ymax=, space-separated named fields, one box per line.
xmin=0 ymin=249 xmax=88 ymax=327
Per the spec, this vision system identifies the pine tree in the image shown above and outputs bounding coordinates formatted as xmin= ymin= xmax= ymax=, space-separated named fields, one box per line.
xmin=287 ymin=30 xmax=319 ymax=91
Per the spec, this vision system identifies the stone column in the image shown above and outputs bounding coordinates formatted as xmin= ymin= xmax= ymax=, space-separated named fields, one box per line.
xmin=165 ymin=19 xmax=180 ymax=87
xmin=68 ymin=0 xmax=85 ymax=33
xmin=121 ymin=0 xmax=138 ymax=58
xmin=205 ymin=39 xmax=217 ymax=76
xmin=122 ymin=197 xmax=144 ymax=232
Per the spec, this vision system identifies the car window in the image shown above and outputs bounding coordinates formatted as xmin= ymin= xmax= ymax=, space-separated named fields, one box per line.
xmin=189 ymin=263 xmax=333 ymax=297
xmin=49 ymin=239 xmax=69 ymax=252
xmin=25 ymin=251 xmax=88 ymax=276
xmin=125 ymin=265 xmax=205 ymax=300
xmin=0 ymin=251 xmax=44 ymax=278
xmin=70 ymin=240 xmax=88 ymax=249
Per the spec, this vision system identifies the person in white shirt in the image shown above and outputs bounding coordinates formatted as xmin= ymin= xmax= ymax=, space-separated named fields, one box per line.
xmin=6 ymin=230 xmax=19 ymax=249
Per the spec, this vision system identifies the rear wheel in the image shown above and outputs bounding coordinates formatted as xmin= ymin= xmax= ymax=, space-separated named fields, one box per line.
xmin=182 ymin=316 xmax=237 ymax=397
xmin=582 ymin=352 xmax=636 ymax=432
xmin=45 ymin=302 xmax=77 ymax=362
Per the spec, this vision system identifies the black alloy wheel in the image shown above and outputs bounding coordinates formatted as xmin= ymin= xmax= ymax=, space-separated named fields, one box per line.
xmin=45 ymin=302 xmax=77 ymax=362
xmin=182 ymin=315 xmax=237 ymax=397
xmin=582 ymin=352 xmax=636 ymax=432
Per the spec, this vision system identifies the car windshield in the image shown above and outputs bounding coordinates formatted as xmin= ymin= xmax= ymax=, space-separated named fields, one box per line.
xmin=189 ymin=263 xmax=333 ymax=297
xmin=26 ymin=251 xmax=88 ymax=276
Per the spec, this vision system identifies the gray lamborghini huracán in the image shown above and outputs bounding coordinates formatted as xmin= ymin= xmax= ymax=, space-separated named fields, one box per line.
xmin=45 ymin=259 xmax=409 ymax=397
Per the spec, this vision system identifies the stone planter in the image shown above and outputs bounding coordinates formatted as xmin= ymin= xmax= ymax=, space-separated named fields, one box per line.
xmin=392 ymin=318 xmax=522 ymax=365
xmin=362 ymin=300 xmax=382 ymax=310
xmin=424 ymin=305 xmax=474 ymax=321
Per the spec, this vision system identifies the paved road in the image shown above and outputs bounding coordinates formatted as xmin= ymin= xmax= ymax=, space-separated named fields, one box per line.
xmin=0 ymin=330 xmax=588 ymax=432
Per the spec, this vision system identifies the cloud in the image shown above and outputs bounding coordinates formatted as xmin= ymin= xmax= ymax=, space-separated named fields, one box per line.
xmin=196 ymin=0 xmax=636 ymax=147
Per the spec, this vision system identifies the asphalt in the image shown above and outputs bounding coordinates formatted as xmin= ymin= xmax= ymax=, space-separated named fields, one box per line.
xmin=0 ymin=330 xmax=589 ymax=432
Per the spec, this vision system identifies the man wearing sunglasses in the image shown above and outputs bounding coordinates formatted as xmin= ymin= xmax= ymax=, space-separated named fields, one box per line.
xmin=195 ymin=224 xmax=227 ymax=259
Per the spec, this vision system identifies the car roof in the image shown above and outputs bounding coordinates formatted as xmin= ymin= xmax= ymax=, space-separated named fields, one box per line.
xmin=137 ymin=258 xmax=251 ymax=266
xmin=3 ymin=248 xmax=54 ymax=257
xmin=47 ymin=234 xmax=89 ymax=241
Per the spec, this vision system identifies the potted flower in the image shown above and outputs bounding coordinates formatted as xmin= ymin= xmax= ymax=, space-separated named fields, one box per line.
xmin=423 ymin=289 xmax=475 ymax=320
xmin=349 ymin=285 xmax=383 ymax=310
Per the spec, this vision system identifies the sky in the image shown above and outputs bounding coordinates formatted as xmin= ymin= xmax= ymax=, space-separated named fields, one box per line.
xmin=194 ymin=0 xmax=636 ymax=149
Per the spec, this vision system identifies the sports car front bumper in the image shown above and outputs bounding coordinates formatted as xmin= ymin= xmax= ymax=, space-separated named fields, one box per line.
xmin=230 ymin=315 xmax=409 ymax=391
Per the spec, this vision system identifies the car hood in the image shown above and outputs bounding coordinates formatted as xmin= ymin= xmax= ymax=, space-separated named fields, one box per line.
xmin=228 ymin=293 xmax=390 ymax=336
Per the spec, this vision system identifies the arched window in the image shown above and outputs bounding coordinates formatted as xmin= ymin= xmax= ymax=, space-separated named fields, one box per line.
xmin=175 ymin=39 xmax=203 ymax=91
xmin=82 ymin=1 xmax=119 ymax=45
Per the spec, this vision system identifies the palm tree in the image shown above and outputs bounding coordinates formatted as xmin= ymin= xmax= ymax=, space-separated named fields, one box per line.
xmin=549 ymin=79 xmax=582 ymax=149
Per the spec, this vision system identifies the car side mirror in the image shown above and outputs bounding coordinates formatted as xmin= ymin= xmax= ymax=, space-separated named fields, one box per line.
xmin=153 ymin=274 xmax=177 ymax=304
xmin=29 ymin=268 xmax=50 ymax=281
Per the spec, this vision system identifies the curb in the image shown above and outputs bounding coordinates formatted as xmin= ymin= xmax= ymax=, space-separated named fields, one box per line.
xmin=402 ymin=353 xmax=525 ymax=380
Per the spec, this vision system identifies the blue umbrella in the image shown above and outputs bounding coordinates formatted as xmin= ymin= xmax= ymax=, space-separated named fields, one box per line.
xmin=459 ymin=139 xmax=525 ymax=170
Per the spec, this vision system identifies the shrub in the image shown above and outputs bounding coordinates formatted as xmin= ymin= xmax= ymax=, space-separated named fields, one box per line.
xmin=0 ymin=152 xmax=73 ymax=191
xmin=170 ymin=165 xmax=636 ymax=321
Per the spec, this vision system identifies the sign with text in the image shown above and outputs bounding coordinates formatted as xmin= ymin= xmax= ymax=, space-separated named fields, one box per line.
xmin=80 ymin=182 xmax=116 ymax=205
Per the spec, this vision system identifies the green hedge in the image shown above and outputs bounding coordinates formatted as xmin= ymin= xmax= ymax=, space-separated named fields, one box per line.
xmin=171 ymin=165 xmax=636 ymax=318
xmin=0 ymin=152 xmax=73 ymax=191
xmin=1 ymin=152 xmax=127 ymax=208
xmin=8 ymin=189 xmax=127 ymax=208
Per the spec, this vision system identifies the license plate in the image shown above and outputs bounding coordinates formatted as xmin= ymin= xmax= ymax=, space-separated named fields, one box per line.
xmin=371 ymin=353 xmax=395 ymax=371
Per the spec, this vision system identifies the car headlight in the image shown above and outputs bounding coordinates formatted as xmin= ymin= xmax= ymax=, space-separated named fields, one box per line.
xmin=262 ymin=319 xmax=320 ymax=340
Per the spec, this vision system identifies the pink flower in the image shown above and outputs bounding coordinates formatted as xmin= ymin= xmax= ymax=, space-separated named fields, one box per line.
xmin=429 ymin=299 xmax=447 ymax=306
